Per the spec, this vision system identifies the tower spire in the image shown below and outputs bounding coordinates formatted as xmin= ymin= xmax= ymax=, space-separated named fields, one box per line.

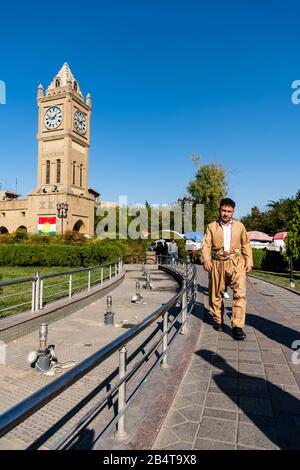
xmin=47 ymin=63 xmax=83 ymax=97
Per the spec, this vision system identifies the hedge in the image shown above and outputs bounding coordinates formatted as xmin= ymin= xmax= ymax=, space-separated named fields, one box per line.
xmin=252 ymin=249 xmax=289 ymax=272
xmin=0 ymin=242 xmax=123 ymax=267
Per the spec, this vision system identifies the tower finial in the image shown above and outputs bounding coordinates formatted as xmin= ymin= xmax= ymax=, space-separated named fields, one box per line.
xmin=86 ymin=93 xmax=92 ymax=108
xmin=37 ymin=83 xmax=44 ymax=99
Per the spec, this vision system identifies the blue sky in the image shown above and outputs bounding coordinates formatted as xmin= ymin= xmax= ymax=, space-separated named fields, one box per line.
xmin=0 ymin=0 xmax=299 ymax=218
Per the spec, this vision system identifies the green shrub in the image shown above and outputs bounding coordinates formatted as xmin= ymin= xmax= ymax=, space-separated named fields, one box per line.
xmin=0 ymin=242 xmax=123 ymax=267
xmin=192 ymin=249 xmax=202 ymax=264
xmin=176 ymin=239 xmax=187 ymax=260
xmin=252 ymin=249 xmax=288 ymax=272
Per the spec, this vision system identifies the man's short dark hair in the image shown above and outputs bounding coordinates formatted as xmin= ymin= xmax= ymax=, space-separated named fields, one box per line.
xmin=219 ymin=198 xmax=235 ymax=209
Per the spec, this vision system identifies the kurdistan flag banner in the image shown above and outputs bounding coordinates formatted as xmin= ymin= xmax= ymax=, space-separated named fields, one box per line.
xmin=38 ymin=216 xmax=57 ymax=234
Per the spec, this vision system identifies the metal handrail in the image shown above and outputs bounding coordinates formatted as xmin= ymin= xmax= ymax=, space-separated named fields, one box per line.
xmin=0 ymin=258 xmax=121 ymax=287
xmin=0 ymin=258 xmax=197 ymax=448
xmin=0 ymin=259 xmax=122 ymax=316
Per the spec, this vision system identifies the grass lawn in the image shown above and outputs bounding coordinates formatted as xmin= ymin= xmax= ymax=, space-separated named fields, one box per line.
xmin=249 ymin=270 xmax=300 ymax=293
xmin=0 ymin=265 xmax=113 ymax=317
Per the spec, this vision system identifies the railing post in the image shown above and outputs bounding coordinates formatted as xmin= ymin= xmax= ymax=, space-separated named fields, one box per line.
xmin=101 ymin=267 xmax=103 ymax=285
xmin=39 ymin=279 xmax=44 ymax=310
xmin=161 ymin=311 xmax=169 ymax=369
xmin=109 ymin=264 xmax=112 ymax=280
xmin=31 ymin=279 xmax=36 ymax=312
xmin=193 ymin=272 xmax=197 ymax=302
xmin=69 ymin=274 xmax=72 ymax=299
xmin=88 ymin=270 xmax=91 ymax=292
xmin=180 ymin=279 xmax=188 ymax=335
xmin=115 ymin=263 xmax=117 ymax=277
xmin=115 ymin=346 xmax=128 ymax=440
xmin=35 ymin=271 xmax=40 ymax=312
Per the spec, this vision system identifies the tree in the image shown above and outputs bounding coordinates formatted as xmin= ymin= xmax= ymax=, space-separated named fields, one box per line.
xmin=240 ymin=206 xmax=265 ymax=232
xmin=187 ymin=163 xmax=227 ymax=226
xmin=286 ymin=192 xmax=300 ymax=261
xmin=240 ymin=196 xmax=296 ymax=234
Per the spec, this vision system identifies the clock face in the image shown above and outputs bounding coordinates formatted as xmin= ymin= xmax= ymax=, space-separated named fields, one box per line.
xmin=44 ymin=106 xmax=63 ymax=130
xmin=74 ymin=110 xmax=87 ymax=135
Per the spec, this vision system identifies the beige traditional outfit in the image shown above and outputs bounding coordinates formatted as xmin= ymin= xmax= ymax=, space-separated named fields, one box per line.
xmin=202 ymin=219 xmax=253 ymax=328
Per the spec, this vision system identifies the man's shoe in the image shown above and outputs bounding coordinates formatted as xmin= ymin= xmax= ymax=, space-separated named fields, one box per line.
xmin=213 ymin=322 xmax=223 ymax=332
xmin=232 ymin=326 xmax=246 ymax=340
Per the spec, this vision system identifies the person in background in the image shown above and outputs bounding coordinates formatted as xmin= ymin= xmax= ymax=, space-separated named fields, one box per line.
xmin=168 ymin=239 xmax=178 ymax=266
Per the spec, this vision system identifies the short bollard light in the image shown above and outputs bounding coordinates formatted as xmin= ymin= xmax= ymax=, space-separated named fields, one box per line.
xmin=104 ymin=295 xmax=114 ymax=325
xmin=143 ymin=270 xmax=152 ymax=289
xmin=39 ymin=322 xmax=48 ymax=352
xmin=27 ymin=323 xmax=58 ymax=373
xmin=135 ymin=281 xmax=143 ymax=302
xmin=136 ymin=281 xmax=141 ymax=296
xmin=35 ymin=323 xmax=50 ymax=372
xmin=130 ymin=281 xmax=143 ymax=303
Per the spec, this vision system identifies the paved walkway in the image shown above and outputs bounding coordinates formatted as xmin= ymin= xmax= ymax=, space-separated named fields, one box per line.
xmin=153 ymin=267 xmax=300 ymax=450
xmin=0 ymin=265 xmax=179 ymax=450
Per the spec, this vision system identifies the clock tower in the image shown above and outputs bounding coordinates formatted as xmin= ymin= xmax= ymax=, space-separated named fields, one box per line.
xmin=28 ymin=63 xmax=96 ymax=236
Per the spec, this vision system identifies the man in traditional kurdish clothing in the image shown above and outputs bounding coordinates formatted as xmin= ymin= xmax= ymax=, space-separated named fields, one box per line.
xmin=202 ymin=198 xmax=253 ymax=340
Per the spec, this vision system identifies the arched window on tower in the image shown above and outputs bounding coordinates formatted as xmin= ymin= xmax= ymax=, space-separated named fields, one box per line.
xmin=80 ymin=164 xmax=83 ymax=188
xmin=55 ymin=78 xmax=61 ymax=88
xmin=56 ymin=159 xmax=61 ymax=184
xmin=46 ymin=160 xmax=50 ymax=184
xmin=72 ymin=161 xmax=76 ymax=185
xmin=73 ymin=81 xmax=78 ymax=92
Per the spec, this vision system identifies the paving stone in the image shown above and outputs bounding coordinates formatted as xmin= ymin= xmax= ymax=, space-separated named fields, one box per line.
xmin=213 ymin=365 xmax=238 ymax=377
xmin=211 ymin=375 xmax=238 ymax=389
xmin=238 ymin=397 xmax=273 ymax=417
xmin=265 ymin=368 xmax=297 ymax=386
xmin=237 ymin=423 xmax=278 ymax=449
xmin=162 ymin=442 xmax=193 ymax=450
xmin=238 ymin=413 xmax=276 ymax=428
xmin=178 ymin=405 xmax=202 ymax=422
xmin=208 ymin=386 xmax=238 ymax=397
xmin=164 ymin=410 xmax=187 ymax=428
xmin=217 ymin=341 xmax=238 ymax=350
xmin=237 ymin=342 xmax=260 ymax=351
xmin=197 ymin=417 xmax=237 ymax=444
xmin=261 ymin=351 xmax=287 ymax=365
xmin=205 ymin=392 xmax=238 ymax=412
xmin=203 ymin=408 xmax=237 ymax=421
xmin=238 ymin=351 xmax=261 ymax=362
xmin=172 ymin=422 xmax=199 ymax=443
xmin=257 ymin=339 xmax=282 ymax=350
xmin=173 ymin=396 xmax=195 ymax=410
xmin=236 ymin=444 xmax=265 ymax=450
xmin=179 ymin=383 xmax=207 ymax=395
xmin=216 ymin=350 xmax=238 ymax=360
xmin=184 ymin=392 xmax=207 ymax=405
xmin=238 ymin=377 xmax=268 ymax=392
xmin=184 ymin=371 xmax=210 ymax=385
xmin=269 ymin=387 xmax=300 ymax=416
xmin=153 ymin=429 xmax=180 ymax=449
xmin=238 ymin=363 xmax=265 ymax=376
xmin=194 ymin=438 xmax=235 ymax=450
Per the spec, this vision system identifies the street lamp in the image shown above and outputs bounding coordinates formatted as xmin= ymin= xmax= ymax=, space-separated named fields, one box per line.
xmin=57 ymin=203 xmax=68 ymax=235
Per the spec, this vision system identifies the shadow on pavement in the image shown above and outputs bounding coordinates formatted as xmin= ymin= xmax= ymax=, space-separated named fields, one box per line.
xmin=225 ymin=306 xmax=299 ymax=350
xmin=196 ymin=349 xmax=300 ymax=450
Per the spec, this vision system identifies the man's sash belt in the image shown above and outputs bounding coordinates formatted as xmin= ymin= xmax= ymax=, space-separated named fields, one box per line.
xmin=212 ymin=248 xmax=242 ymax=261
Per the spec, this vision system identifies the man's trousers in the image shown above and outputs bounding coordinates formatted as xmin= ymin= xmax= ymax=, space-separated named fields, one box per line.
xmin=208 ymin=256 xmax=247 ymax=328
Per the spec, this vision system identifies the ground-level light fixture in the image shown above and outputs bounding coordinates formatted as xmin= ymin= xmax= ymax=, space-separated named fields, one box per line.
xmin=104 ymin=295 xmax=114 ymax=325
